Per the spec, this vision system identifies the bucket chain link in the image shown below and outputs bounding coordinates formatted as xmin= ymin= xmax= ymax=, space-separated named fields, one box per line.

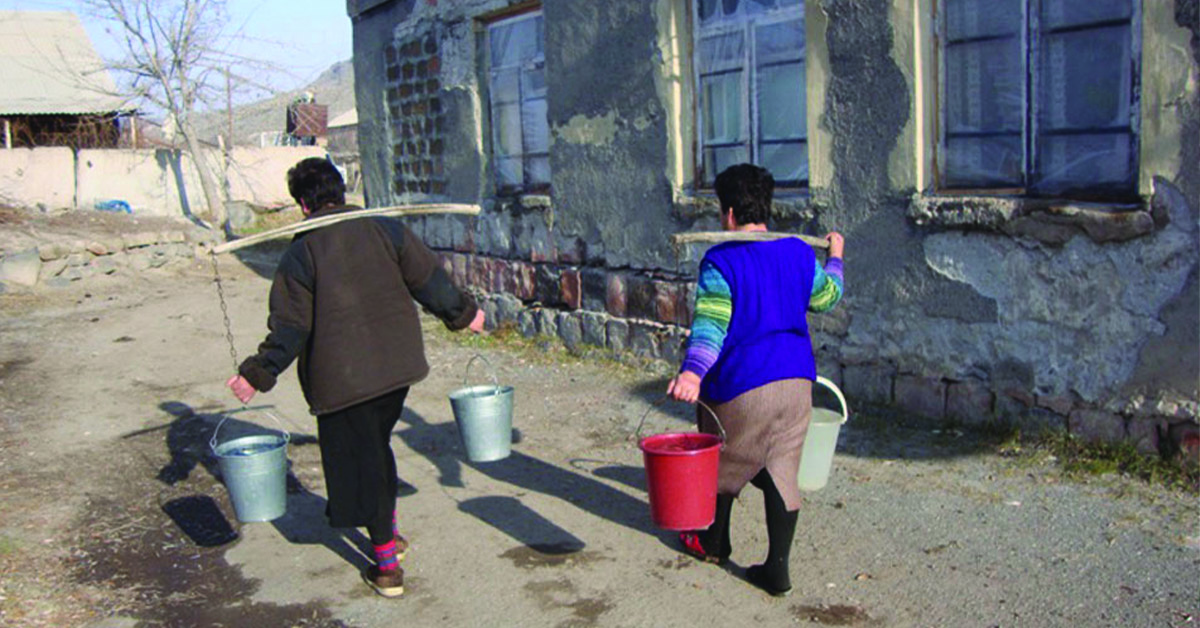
xmin=209 ymin=251 xmax=240 ymax=374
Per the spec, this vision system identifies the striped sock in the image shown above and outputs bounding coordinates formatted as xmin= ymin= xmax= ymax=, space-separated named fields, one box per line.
xmin=373 ymin=539 xmax=399 ymax=572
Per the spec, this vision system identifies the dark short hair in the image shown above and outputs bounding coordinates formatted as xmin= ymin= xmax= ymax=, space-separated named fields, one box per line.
xmin=714 ymin=163 xmax=774 ymax=225
xmin=287 ymin=157 xmax=345 ymax=211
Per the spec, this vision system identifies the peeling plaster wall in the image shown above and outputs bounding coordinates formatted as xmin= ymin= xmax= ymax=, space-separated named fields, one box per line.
xmin=809 ymin=0 xmax=1199 ymax=424
xmin=350 ymin=0 xmax=1200 ymax=446
xmin=543 ymin=0 xmax=676 ymax=270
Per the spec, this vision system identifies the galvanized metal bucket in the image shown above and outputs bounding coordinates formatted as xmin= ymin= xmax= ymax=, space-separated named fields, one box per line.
xmin=210 ymin=411 xmax=290 ymax=522
xmin=797 ymin=376 xmax=849 ymax=491
xmin=448 ymin=354 xmax=514 ymax=463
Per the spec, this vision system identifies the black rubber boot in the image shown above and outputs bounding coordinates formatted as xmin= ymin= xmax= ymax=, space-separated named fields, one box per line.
xmin=747 ymin=469 xmax=797 ymax=596
xmin=699 ymin=493 xmax=735 ymax=560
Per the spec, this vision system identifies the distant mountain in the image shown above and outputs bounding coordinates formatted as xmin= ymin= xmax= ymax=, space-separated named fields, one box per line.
xmin=193 ymin=59 xmax=356 ymax=146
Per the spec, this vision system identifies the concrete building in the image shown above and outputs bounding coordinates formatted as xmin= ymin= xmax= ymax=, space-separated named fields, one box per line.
xmin=348 ymin=0 xmax=1199 ymax=454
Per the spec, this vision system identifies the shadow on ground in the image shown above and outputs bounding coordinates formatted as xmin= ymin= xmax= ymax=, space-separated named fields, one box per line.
xmin=393 ymin=406 xmax=675 ymax=553
xmin=148 ymin=401 xmax=371 ymax=570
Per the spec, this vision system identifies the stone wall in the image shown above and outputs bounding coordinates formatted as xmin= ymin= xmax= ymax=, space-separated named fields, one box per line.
xmin=350 ymin=0 xmax=1200 ymax=459
xmin=0 ymin=228 xmax=213 ymax=291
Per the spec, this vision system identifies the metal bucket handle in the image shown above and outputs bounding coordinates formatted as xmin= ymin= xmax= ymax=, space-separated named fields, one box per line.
xmin=634 ymin=397 xmax=727 ymax=448
xmin=210 ymin=409 xmax=291 ymax=454
xmin=463 ymin=353 xmax=500 ymax=396
xmin=814 ymin=376 xmax=849 ymax=425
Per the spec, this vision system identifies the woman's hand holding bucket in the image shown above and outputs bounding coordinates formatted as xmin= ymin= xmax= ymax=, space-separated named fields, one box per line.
xmin=226 ymin=374 xmax=257 ymax=404
xmin=667 ymin=371 xmax=702 ymax=404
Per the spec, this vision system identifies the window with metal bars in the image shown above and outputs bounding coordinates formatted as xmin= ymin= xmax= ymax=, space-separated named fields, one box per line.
xmin=939 ymin=0 xmax=1140 ymax=200
xmin=486 ymin=11 xmax=550 ymax=195
xmin=694 ymin=0 xmax=806 ymax=189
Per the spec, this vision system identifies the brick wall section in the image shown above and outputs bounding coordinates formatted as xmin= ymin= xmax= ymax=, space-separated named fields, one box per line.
xmin=385 ymin=34 xmax=446 ymax=196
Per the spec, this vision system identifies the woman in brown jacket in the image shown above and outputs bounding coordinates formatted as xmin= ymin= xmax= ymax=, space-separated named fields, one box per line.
xmin=226 ymin=157 xmax=484 ymax=598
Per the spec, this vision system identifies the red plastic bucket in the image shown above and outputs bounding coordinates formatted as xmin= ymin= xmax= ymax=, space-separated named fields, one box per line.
xmin=638 ymin=432 xmax=723 ymax=530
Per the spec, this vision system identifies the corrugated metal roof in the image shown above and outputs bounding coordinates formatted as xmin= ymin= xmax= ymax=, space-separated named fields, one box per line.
xmin=328 ymin=108 xmax=357 ymax=128
xmin=0 ymin=11 xmax=129 ymax=116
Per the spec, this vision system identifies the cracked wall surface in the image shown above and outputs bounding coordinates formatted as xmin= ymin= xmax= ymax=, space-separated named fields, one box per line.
xmin=351 ymin=0 xmax=1200 ymax=450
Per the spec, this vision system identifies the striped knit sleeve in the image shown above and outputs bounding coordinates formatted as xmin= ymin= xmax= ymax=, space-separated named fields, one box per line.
xmin=809 ymin=257 xmax=844 ymax=313
xmin=680 ymin=260 xmax=733 ymax=379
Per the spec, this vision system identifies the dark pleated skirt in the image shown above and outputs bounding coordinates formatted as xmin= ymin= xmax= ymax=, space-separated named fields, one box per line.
xmin=698 ymin=378 xmax=812 ymax=511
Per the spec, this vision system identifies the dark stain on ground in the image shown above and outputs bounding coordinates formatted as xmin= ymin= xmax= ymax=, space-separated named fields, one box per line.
xmin=657 ymin=556 xmax=692 ymax=570
xmin=523 ymin=578 xmax=615 ymax=627
xmin=502 ymin=543 xmax=608 ymax=569
xmin=923 ymin=540 xmax=960 ymax=555
xmin=792 ymin=603 xmax=872 ymax=625
xmin=66 ymin=419 xmax=354 ymax=627
xmin=0 ymin=356 xmax=34 ymax=377
xmin=559 ymin=596 xmax=617 ymax=628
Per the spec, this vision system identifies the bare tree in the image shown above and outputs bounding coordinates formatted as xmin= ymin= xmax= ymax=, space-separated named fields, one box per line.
xmin=84 ymin=0 xmax=274 ymax=231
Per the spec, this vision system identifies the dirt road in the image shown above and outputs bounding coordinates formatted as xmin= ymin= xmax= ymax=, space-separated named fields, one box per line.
xmin=0 ymin=250 xmax=1197 ymax=627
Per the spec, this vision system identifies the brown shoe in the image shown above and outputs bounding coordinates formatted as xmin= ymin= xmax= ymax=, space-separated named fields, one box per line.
xmin=364 ymin=566 xmax=404 ymax=597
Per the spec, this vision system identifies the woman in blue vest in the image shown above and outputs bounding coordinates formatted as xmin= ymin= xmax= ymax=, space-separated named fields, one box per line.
xmin=668 ymin=163 xmax=845 ymax=596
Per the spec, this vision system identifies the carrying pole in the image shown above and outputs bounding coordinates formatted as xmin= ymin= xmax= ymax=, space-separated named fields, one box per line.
xmin=671 ymin=231 xmax=829 ymax=249
xmin=211 ymin=203 xmax=482 ymax=255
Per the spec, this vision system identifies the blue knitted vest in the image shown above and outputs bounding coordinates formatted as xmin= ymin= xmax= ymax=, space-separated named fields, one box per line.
xmin=699 ymin=238 xmax=817 ymax=404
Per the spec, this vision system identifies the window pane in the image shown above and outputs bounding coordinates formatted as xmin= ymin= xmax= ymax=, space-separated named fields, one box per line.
xmin=522 ymin=65 xmax=546 ymax=99
xmin=496 ymin=156 xmax=522 ymax=189
xmin=1039 ymin=25 xmax=1131 ymax=131
xmin=759 ymin=141 xmax=807 ymax=184
xmin=698 ymin=0 xmax=720 ymax=24
xmin=704 ymin=145 xmax=749 ymax=183
xmin=746 ymin=0 xmax=775 ymax=15
xmin=945 ymin=38 xmax=1023 ymax=133
xmin=525 ymin=156 xmax=550 ymax=187
xmin=944 ymin=135 xmax=1023 ymax=188
xmin=490 ymin=17 xmax=539 ymax=67
xmin=755 ymin=18 xmax=803 ymax=64
xmin=521 ymin=98 xmax=549 ymax=154
xmin=1041 ymin=0 xmax=1131 ymax=30
xmin=493 ymin=103 xmax=522 ymax=157
xmin=490 ymin=68 xmax=520 ymax=105
xmin=703 ymin=72 xmax=744 ymax=143
xmin=946 ymin=0 xmax=1021 ymax=41
xmin=700 ymin=31 xmax=745 ymax=73
xmin=757 ymin=61 xmax=804 ymax=140
xmin=1036 ymin=132 xmax=1133 ymax=194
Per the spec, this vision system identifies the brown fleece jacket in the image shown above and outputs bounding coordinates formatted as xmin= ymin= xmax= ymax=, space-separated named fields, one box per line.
xmin=238 ymin=205 xmax=477 ymax=415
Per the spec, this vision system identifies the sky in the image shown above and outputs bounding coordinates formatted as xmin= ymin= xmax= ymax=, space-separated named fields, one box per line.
xmin=0 ymin=0 xmax=353 ymax=96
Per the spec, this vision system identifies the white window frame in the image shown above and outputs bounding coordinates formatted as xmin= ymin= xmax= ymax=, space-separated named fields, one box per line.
xmin=485 ymin=10 xmax=549 ymax=195
xmin=692 ymin=0 xmax=807 ymax=189
xmin=935 ymin=0 xmax=1142 ymax=201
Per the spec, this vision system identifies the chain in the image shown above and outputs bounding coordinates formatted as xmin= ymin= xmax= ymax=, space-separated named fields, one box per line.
xmin=209 ymin=251 xmax=240 ymax=373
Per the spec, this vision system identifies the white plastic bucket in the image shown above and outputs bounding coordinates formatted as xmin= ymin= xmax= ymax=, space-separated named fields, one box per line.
xmin=797 ymin=376 xmax=849 ymax=491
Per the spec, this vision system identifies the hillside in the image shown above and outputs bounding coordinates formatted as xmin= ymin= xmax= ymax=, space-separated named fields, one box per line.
xmin=193 ymin=59 xmax=356 ymax=146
